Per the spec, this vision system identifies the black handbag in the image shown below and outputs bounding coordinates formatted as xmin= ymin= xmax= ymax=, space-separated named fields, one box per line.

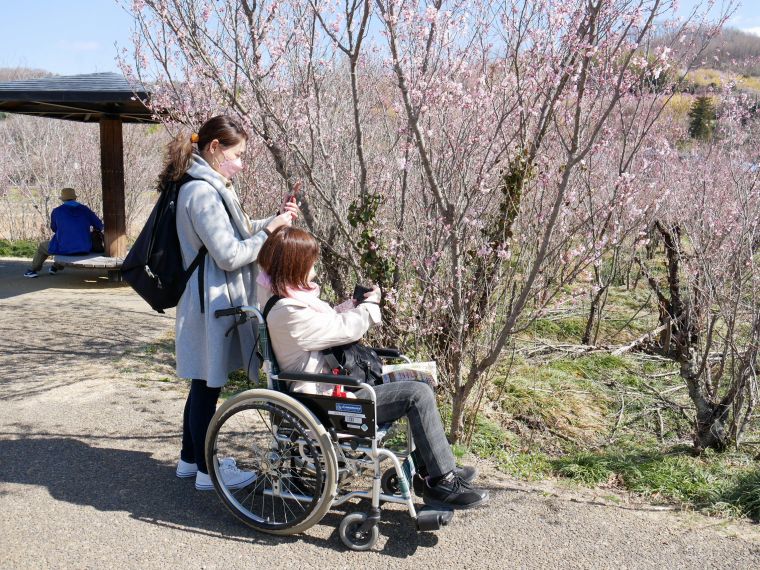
xmin=90 ymin=228 xmax=105 ymax=253
xmin=323 ymin=342 xmax=384 ymax=386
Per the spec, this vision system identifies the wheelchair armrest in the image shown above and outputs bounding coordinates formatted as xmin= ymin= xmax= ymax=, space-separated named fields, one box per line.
xmin=276 ymin=371 xmax=364 ymax=387
xmin=372 ymin=347 xmax=402 ymax=358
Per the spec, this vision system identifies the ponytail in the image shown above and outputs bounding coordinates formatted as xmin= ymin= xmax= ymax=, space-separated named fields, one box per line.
xmin=157 ymin=115 xmax=249 ymax=191
xmin=158 ymin=131 xmax=194 ymax=189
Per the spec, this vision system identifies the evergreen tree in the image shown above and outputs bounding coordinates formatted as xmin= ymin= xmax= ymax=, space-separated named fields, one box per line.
xmin=688 ymin=96 xmax=717 ymax=140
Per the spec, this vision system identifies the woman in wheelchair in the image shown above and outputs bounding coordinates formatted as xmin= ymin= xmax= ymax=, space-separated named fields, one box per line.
xmin=257 ymin=226 xmax=488 ymax=510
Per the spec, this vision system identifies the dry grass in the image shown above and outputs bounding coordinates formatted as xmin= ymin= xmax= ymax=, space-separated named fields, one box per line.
xmin=664 ymin=93 xmax=694 ymax=121
xmin=686 ymin=68 xmax=725 ymax=89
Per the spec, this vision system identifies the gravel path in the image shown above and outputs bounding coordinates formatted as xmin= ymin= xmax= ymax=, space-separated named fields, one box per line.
xmin=1 ymin=256 xmax=759 ymax=569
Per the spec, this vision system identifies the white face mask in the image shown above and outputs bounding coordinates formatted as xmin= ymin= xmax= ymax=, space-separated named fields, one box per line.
xmin=216 ymin=150 xmax=244 ymax=179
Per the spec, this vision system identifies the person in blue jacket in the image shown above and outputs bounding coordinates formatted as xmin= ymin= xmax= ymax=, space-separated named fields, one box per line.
xmin=24 ymin=187 xmax=104 ymax=278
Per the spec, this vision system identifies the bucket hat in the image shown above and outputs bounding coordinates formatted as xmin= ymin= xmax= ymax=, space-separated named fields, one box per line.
xmin=60 ymin=188 xmax=77 ymax=201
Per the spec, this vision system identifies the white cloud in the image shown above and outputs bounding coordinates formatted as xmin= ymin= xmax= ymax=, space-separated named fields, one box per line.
xmin=741 ymin=27 xmax=760 ymax=37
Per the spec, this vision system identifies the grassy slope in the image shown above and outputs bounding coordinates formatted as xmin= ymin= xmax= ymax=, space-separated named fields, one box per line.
xmin=457 ymin=271 xmax=760 ymax=521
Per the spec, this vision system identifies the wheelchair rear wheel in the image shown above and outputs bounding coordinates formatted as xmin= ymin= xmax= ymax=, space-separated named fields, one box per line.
xmin=205 ymin=389 xmax=338 ymax=535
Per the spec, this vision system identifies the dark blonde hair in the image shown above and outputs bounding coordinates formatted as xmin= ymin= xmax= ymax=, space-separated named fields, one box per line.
xmin=158 ymin=115 xmax=248 ymax=188
xmin=259 ymin=227 xmax=320 ymax=296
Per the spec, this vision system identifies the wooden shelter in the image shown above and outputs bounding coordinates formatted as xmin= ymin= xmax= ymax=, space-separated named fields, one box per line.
xmin=0 ymin=72 xmax=157 ymax=258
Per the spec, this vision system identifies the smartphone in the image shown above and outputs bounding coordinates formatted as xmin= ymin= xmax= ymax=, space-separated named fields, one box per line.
xmin=353 ymin=284 xmax=374 ymax=303
xmin=286 ymin=181 xmax=303 ymax=205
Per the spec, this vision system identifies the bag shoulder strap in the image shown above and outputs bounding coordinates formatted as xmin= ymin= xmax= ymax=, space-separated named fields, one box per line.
xmin=322 ymin=349 xmax=343 ymax=373
xmin=177 ymin=174 xmax=235 ymax=314
xmin=263 ymin=295 xmax=285 ymax=320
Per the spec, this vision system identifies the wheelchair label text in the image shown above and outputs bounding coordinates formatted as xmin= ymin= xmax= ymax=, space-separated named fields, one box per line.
xmin=335 ymin=403 xmax=363 ymax=414
xmin=328 ymin=409 xmax=366 ymax=425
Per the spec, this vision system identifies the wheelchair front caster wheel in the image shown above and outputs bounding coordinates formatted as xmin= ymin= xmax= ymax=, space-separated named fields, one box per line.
xmin=381 ymin=468 xmax=401 ymax=495
xmin=339 ymin=513 xmax=379 ymax=551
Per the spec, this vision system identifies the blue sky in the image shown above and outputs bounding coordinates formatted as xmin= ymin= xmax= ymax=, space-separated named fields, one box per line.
xmin=1 ymin=1 xmax=760 ymax=76
xmin=0 ymin=1 xmax=134 ymax=75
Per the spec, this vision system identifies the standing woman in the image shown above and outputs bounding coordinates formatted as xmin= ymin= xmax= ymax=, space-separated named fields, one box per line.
xmin=164 ymin=115 xmax=299 ymax=490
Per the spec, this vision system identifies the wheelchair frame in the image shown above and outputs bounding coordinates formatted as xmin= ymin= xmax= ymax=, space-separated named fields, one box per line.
xmin=204 ymin=305 xmax=453 ymax=550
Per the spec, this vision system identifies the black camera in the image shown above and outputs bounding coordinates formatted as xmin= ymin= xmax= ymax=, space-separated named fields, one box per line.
xmin=352 ymin=284 xmax=374 ymax=303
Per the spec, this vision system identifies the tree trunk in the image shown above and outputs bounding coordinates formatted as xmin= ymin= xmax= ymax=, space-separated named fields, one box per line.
xmin=693 ymin=404 xmax=730 ymax=452
xmin=449 ymin=389 xmax=466 ymax=445
xmin=681 ymin=351 xmax=730 ymax=452
xmin=582 ymin=284 xmax=608 ymax=345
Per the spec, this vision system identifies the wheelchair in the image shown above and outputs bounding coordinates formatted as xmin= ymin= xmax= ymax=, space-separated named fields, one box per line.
xmin=205 ymin=305 xmax=454 ymax=550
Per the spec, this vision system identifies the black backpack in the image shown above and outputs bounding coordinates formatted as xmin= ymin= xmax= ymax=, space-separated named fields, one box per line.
xmin=263 ymin=295 xmax=384 ymax=386
xmin=122 ymin=174 xmax=211 ymax=314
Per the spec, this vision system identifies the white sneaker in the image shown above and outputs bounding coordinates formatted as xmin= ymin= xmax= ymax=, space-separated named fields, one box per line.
xmin=176 ymin=458 xmax=198 ymax=478
xmin=195 ymin=457 xmax=256 ymax=491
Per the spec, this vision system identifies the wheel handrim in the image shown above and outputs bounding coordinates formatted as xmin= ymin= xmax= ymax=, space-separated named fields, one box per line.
xmin=211 ymin=401 xmax=326 ymax=530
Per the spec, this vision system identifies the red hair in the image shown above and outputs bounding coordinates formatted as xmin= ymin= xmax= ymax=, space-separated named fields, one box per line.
xmin=258 ymin=226 xmax=320 ymax=296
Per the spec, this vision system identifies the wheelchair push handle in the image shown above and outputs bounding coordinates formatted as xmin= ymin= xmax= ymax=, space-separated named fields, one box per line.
xmin=214 ymin=307 xmax=241 ymax=317
xmin=214 ymin=305 xmax=266 ymax=325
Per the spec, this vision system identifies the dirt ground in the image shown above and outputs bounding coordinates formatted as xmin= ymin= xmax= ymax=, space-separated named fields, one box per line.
xmin=1 ymin=255 xmax=759 ymax=569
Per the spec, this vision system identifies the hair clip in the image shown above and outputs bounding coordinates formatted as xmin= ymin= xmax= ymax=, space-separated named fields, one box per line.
xmin=190 ymin=133 xmax=199 ymax=143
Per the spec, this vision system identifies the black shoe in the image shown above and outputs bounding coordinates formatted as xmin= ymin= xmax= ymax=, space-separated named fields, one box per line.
xmin=413 ymin=465 xmax=478 ymax=496
xmin=455 ymin=465 xmax=478 ymax=483
xmin=422 ymin=471 xmax=489 ymax=510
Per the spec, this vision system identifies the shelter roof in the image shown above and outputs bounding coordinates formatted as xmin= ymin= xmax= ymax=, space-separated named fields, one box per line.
xmin=0 ymin=72 xmax=157 ymax=123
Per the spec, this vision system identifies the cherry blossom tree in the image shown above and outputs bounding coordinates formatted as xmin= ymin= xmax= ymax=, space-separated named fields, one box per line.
xmin=122 ymin=0 xmax=733 ymax=441
xmin=372 ymin=0 xmax=728 ymax=439
xmin=635 ymin=90 xmax=760 ymax=451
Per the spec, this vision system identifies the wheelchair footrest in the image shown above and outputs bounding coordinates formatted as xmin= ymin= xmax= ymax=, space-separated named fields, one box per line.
xmin=416 ymin=507 xmax=454 ymax=531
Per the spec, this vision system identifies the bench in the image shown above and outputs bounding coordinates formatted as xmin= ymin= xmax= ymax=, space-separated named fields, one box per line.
xmin=53 ymin=254 xmax=124 ymax=282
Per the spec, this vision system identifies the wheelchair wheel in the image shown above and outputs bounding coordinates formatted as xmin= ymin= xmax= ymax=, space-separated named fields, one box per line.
xmin=205 ymin=389 xmax=338 ymax=535
xmin=381 ymin=468 xmax=401 ymax=495
xmin=339 ymin=512 xmax=379 ymax=551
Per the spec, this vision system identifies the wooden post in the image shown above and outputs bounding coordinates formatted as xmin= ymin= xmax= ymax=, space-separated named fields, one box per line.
xmin=99 ymin=117 xmax=127 ymax=258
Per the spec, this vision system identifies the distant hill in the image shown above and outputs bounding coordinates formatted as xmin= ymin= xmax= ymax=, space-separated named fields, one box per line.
xmin=699 ymin=27 xmax=760 ymax=76
xmin=0 ymin=68 xmax=53 ymax=82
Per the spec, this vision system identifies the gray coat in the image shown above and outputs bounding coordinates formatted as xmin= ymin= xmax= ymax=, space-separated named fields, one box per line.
xmin=175 ymin=154 xmax=274 ymax=387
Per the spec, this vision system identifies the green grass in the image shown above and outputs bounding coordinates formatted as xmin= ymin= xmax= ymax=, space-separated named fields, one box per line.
xmin=550 ymin=444 xmax=760 ymax=520
xmin=714 ymin=469 xmax=760 ymax=521
xmin=523 ymin=286 xmax=657 ymax=346
xmin=0 ymin=239 xmax=37 ymax=257
xmin=453 ymin=412 xmax=552 ymax=480
xmin=456 ymin=407 xmax=760 ymax=519
xmin=458 ymin=300 xmax=760 ymax=521
xmin=527 ymin=317 xmax=587 ymax=341
xmin=491 ymin=353 xmax=646 ymax=445
xmin=221 ymin=368 xmax=268 ymax=398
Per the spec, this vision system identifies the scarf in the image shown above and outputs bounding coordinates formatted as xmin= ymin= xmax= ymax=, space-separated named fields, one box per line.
xmin=190 ymin=153 xmax=254 ymax=238
xmin=256 ymin=271 xmax=333 ymax=313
